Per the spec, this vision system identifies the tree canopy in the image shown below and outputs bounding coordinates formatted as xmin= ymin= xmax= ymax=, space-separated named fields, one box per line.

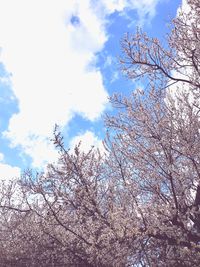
xmin=0 ymin=0 xmax=200 ymax=266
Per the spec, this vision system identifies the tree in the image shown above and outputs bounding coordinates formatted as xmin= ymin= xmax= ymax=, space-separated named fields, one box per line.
xmin=0 ymin=0 xmax=200 ymax=266
xmin=106 ymin=0 xmax=200 ymax=264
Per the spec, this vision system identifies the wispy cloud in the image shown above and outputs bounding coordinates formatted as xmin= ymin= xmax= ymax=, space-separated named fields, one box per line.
xmin=101 ymin=0 xmax=161 ymax=21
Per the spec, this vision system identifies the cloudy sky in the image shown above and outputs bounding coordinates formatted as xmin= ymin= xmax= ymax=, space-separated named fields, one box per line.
xmin=0 ymin=0 xmax=181 ymax=180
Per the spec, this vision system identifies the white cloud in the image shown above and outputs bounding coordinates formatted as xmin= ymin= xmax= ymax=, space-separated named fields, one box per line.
xmin=0 ymin=0 xmax=108 ymax=167
xmin=69 ymin=130 xmax=105 ymax=154
xmin=0 ymin=152 xmax=21 ymax=181
xmin=0 ymin=163 xmax=21 ymax=181
xmin=0 ymin=153 xmax=21 ymax=181
xmin=179 ymin=0 xmax=190 ymax=14
xmin=0 ymin=0 xmax=161 ymax=168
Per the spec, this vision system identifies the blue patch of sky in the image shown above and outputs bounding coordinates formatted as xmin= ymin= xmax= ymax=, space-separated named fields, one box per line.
xmin=66 ymin=0 xmax=181 ymax=146
xmin=0 ymin=137 xmax=32 ymax=170
xmin=96 ymin=11 xmax=137 ymax=97
xmin=0 ymin=63 xmax=18 ymax=126
xmin=97 ymin=0 xmax=182 ymax=96
xmin=0 ymin=63 xmax=30 ymax=169
xmin=142 ymin=0 xmax=182 ymax=39
xmin=64 ymin=113 xmax=106 ymax=147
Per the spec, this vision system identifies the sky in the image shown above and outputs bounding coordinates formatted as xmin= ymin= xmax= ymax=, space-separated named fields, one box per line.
xmin=0 ymin=0 xmax=181 ymax=180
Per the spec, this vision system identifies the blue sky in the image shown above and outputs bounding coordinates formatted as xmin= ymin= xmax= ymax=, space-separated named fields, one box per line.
xmin=0 ymin=0 xmax=181 ymax=179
